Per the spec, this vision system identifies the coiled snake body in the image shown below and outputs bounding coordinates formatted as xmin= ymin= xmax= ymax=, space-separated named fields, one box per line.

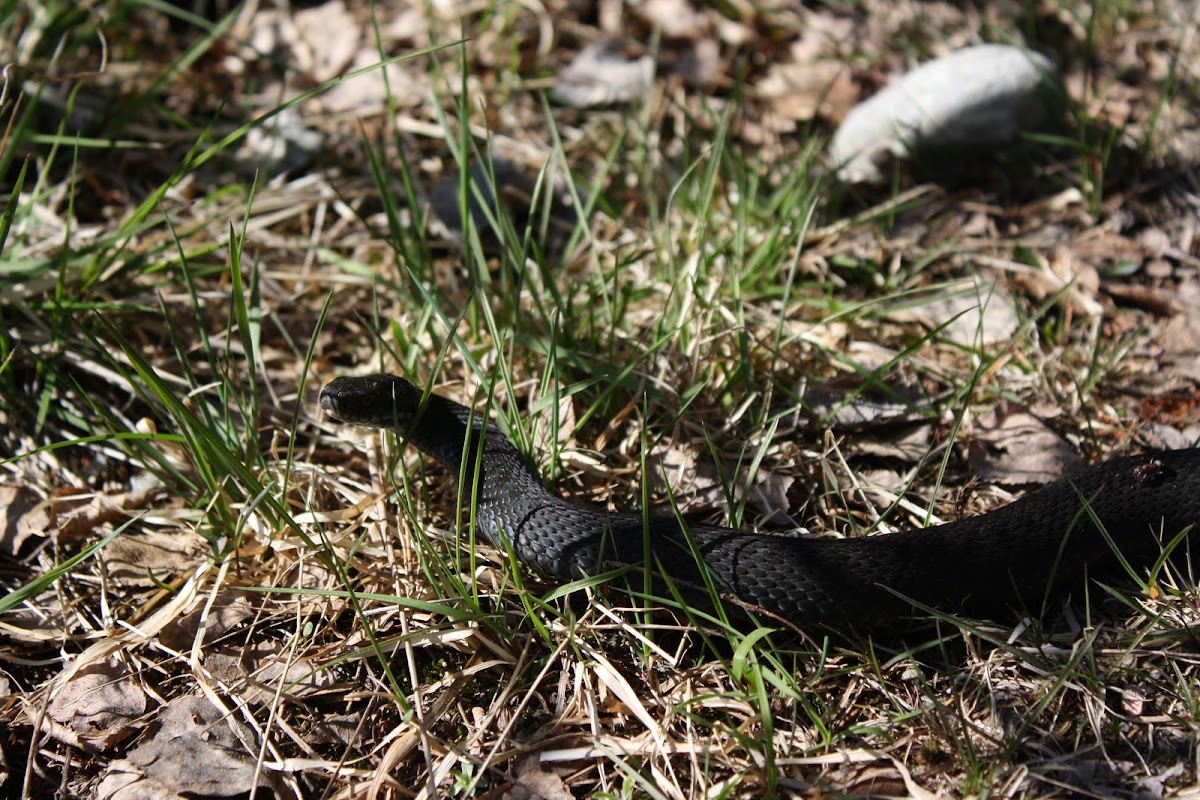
xmin=320 ymin=373 xmax=1200 ymax=629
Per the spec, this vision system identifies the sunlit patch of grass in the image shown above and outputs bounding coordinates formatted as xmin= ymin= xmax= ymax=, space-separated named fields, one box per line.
xmin=2 ymin=0 xmax=1198 ymax=797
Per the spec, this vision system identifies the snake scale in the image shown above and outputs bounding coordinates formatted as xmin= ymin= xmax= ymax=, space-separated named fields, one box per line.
xmin=320 ymin=373 xmax=1200 ymax=629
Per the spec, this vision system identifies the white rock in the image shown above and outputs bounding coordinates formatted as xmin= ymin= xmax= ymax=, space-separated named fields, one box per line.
xmin=830 ymin=44 xmax=1058 ymax=183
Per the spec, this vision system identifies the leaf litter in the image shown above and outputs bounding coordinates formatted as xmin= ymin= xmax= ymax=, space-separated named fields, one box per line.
xmin=2 ymin=0 xmax=1199 ymax=798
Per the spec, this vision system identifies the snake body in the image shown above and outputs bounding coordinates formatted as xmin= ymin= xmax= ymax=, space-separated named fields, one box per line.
xmin=320 ymin=373 xmax=1200 ymax=629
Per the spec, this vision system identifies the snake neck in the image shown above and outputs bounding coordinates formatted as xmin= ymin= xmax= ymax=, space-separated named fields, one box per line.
xmin=402 ymin=393 xmax=553 ymax=505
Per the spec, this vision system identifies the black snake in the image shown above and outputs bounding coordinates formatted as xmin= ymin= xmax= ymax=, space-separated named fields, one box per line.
xmin=320 ymin=373 xmax=1200 ymax=629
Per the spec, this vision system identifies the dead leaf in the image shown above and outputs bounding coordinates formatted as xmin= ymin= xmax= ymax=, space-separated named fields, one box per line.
xmin=157 ymin=591 xmax=254 ymax=652
xmin=293 ymin=0 xmax=360 ymax=83
xmin=652 ymin=444 xmax=727 ymax=513
xmin=968 ymin=408 xmax=1085 ymax=485
xmin=1138 ymin=227 xmax=1172 ymax=258
xmin=1106 ymin=686 xmax=1152 ymax=717
xmin=745 ymin=470 xmax=797 ymax=528
xmin=15 ymin=473 xmax=165 ymax=546
xmin=847 ymin=423 xmax=934 ymax=462
xmin=635 ymin=0 xmax=709 ymax=39
xmin=1159 ymin=279 xmax=1200 ymax=380
xmin=892 ymin=278 xmax=1021 ymax=347
xmin=304 ymin=712 xmax=366 ymax=748
xmin=1012 ymin=247 xmax=1103 ymax=318
xmin=552 ymin=41 xmax=654 ymax=108
xmin=533 ymin=387 xmax=578 ymax=457
xmin=755 ymin=59 xmax=855 ymax=124
xmin=651 ymin=444 xmax=803 ymax=528
xmin=790 ymin=10 xmax=857 ymax=61
xmin=858 ymin=468 xmax=907 ymax=496
xmin=384 ymin=6 xmax=428 ymax=44
xmin=204 ymin=641 xmax=336 ymax=705
xmin=95 ymin=695 xmax=274 ymax=800
xmin=1104 ymin=283 xmax=1181 ymax=315
xmin=237 ymin=106 xmax=322 ymax=176
xmin=0 ymin=485 xmax=41 ymax=554
xmin=1136 ymin=423 xmax=1194 ymax=451
xmin=802 ymin=385 xmax=931 ymax=429
xmin=1139 ymin=389 xmax=1200 ymax=429
xmin=104 ymin=529 xmax=206 ymax=586
xmin=507 ymin=755 xmax=573 ymax=800
xmin=318 ymin=47 xmax=424 ymax=114
xmin=43 ymin=658 xmax=148 ymax=752
xmin=672 ymin=38 xmax=721 ymax=88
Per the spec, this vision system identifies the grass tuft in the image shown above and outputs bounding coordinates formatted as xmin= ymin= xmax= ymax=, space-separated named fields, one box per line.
xmin=1 ymin=1 xmax=1198 ymax=797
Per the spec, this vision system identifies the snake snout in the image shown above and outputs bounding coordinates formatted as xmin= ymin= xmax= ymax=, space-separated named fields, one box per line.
xmin=318 ymin=382 xmax=346 ymax=420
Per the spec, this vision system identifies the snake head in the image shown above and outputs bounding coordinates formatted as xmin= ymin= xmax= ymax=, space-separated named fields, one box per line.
xmin=319 ymin=373 xmax=424 ymax=429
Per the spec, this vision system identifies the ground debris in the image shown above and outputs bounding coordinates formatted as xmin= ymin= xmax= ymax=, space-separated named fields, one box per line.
xmin=94 ymin=694 xmax=280 ymax=800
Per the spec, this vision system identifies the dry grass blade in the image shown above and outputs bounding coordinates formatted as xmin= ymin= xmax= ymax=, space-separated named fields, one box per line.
xmin=2 ymin=1 xmax=1199 ymax=798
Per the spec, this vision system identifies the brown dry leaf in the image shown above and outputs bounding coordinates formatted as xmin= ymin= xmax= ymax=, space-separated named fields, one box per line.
xmin=893 ymin=278 xmax=1021 ymax=347
xmin=967 ymin=408 xmax=1085 ymax=485
xmin=551 ymin=42 xmax=654 ymax=108
xmin=1106 ymin=686 xmax=1152 ymax=718
xmin=1159 ymin=279 xmax=1200 ymax=380
xmin=755 ymin=59 xmax=855 ymax=124
xmin=16 ymin=473 xmax=165 ymax=546
xmin=845 ymin=766 xmax=909 ymax=798
xmin=32 ymin=489 xmax=95 ymax=540
xmin=304 ymin=712 xmax=366 ymax=748
xmin=581 ymin=643 xmax=660 ymax=736
xmin=237 ymin=107 xmax=323 ymax=176
xmin=319 ymin=47 xmax=424 ymax=114
xmin=651 ymin=443 xmax=714 ymax=510
xmin=384 ymin=5 xmax=429 ymax=44
xmin=1136 ymin=422 xmax=1197 ymax=451
xmin=802 ymin=385 xmax=931 ymax=429
xmin=506 ymin=755 xmax=573 ymax=800
xmin=204 ymin=641 xmax=336 ymax=705
xmin=103 ymin=530 xmax=206 ymax=586
xmin=744 ymin=470 xmax=797 ymax=528
xmin=651 ymin=444 xmax=802 ymax=528
xmin=847 ymin=423 xmax=933 ymax=462
xmin=1012 ymin=247 xmax=1103 ymax=318
xmin=1071 ymin=232 xmax=1144 ymax=273
xmin=42 ymin=658 xmax=147 ymax=752
xmin=672 ymin=38 xmax=722 ymax=88
xmin=1138 ymin=227 xmax=1173 ymax=258
xmin=858 ymin=468 xmax=907 ymax=496
xmin=1139 ymin=389 xmax=1200 ymax=436
xmin=293 ymin=0 xmax=361 ymax=83
xmin=230 ymin=0 xmax=420 ymax=118
xmin=635 ymin=0 xmax=709 ymax=39
xmin=93 ymin=771 xmax=174 ymax=800
xmin=790 ymin=9 xmax=856 ymax=61
xmin=157 ymin=591 xmax=255 ymax=653
xmin=1104 ymin=283 xmax=1181 ymax=315
xmin=533 ymin=387 xmax=578 ymax=456
xmin=0 ymin=484 xmax=41 ymax=554
xmin=95 ymin=695 xmax=275 ymax=800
